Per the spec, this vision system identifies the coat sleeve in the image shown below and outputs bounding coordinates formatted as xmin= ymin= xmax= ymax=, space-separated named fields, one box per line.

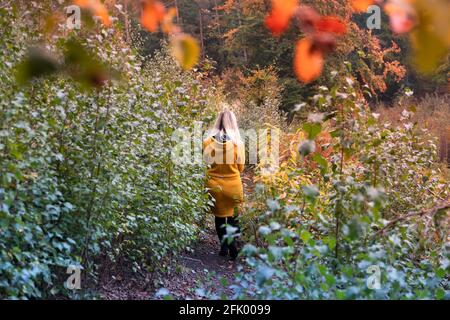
xmin=203 ymin=138 xmax=212 ymax=165
xmin=236 ymin=143 xmax=245 ymax=173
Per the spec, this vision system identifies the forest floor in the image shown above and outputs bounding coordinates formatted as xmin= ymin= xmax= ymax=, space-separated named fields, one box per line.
xmin=98 ymin=170 xmax=255 ymax=300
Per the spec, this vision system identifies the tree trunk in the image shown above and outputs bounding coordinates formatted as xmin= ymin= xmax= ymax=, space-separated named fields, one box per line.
xmin=213 ymin=0 xmax=221 ymax=34
xmin=236 ymin=5 xmax=248 ymax=64
xmin=199 ymin=8 xmax=205 ymax=60
xmin=124 ymin=0 xmax=130 ymax=44
xmin=174 ymin=0 xmax=180 ymax=23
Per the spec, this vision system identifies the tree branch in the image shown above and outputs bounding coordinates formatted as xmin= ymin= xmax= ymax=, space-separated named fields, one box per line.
xmin=372 ymin=198 xmax=450 ymax=238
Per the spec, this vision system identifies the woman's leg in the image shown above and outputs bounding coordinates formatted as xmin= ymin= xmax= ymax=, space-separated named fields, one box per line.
xmin=227 ymin=216 xmax=240 ymax=260
xmin=215 ymin=216 xmax=240 ymax=259
xmin=215 ymin=216 xmax=228 ymax=256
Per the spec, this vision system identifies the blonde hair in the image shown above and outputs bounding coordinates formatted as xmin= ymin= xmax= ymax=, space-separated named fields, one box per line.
xmin=209 ymin=109 xmax=242 ymax=146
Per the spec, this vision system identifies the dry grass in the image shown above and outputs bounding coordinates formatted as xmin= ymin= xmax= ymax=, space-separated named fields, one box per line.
xmin=376 ymin=94 xmax=450 ymax=166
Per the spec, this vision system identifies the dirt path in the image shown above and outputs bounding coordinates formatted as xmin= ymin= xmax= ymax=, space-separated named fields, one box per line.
xmin=152 ymin=170 xmax=255 ymax=299
xmin=154 ymin=222 xmax=241 ymax=299
xmin=99 ymin=170 xmax=254 ymax=300
xmin=98 ymin=217 xmax=241 ymax=300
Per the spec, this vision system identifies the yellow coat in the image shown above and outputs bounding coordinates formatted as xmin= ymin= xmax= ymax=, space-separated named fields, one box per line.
xmin=203 ymin=136 xmax=245 ymax=218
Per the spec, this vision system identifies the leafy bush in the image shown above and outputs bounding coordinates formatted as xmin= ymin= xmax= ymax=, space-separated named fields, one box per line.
xmin=235 ymin=76 xmax=449 ymax=299
xmin=377 ymin=93 xmax=450 ymax=166
xmin=0 ymin=4 xmax=214 ymax=299
xmin=217 ymin=67 xmax=287 ymax=131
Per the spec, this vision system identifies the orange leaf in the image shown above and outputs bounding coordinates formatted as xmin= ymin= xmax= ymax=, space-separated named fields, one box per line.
xmin=351 ymin=0 xmax=375 ymax=12
xmin=74 ymin=0 xmax=111 ymax=26
xmin=141 ymin=0 xmax=166 ymax=32
xmin=74 ymin=0 xmax=88 ymax=5
xmin=91 ymin=1 xmax=111 ymax=26
xmin=293 ymin=37 xmax=324 ymax=83
xmin=161 ymin=7 xmax=180 ymax=34
xmin=315 ymin=16 xmax=347 ymax=35
xmin=265 ymin=0 xmax=299 ymax=36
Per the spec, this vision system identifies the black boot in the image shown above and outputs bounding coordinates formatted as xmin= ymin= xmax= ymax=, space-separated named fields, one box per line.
xmin=227 ymin=216 xmax=240 ymax=260
xmin=215 ymin=217 xmax=228 ymax=257
xmin=228 ymin=240 xmax=238 ymax=260
xmin=219 ymin=242 xmax=228 ymax=256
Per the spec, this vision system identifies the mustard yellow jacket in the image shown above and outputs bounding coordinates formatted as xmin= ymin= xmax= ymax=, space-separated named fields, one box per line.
xmin=203 ymin=137 xmax=245 ymax=217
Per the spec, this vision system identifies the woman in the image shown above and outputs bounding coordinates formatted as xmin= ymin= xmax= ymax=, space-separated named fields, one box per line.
xmin=203 ymin=109 xmax=245 ymax=260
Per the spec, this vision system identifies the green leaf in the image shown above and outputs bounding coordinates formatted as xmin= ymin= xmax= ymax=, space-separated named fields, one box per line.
xmin=435 ymin=288 xmax=445 ymax=300
xmin=220 ymin=277 xmax=228 ymax=287
xmin=435 ymin=268 xmax=445 ymax=278
xmin=312 ymin=153 xmax=328 ymax=174
xmin=329 ymin=129 xmax=341 ymax=138
xmin=303 ymin=123 xmax=322 ymax=140
xmin=325 ymin=274 xmax=336 ymax=286
xmin=300 ymin=230 xmax=311 ymax=243
xmin=336 ymin=290 xmax=346 ymax=300
xmin=316 ymin=263 xmax=326 ymax=276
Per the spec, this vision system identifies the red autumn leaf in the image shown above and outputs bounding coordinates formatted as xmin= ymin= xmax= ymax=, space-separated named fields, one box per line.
xmin=314 ymin=16 xmax=347 ymax=35
xmin=351 ymin=0 xmax=375 ymax=12
xmin=141 ymin=0 xmax=166 ymax=32
xmin=74 ymin=0 xmax=111 ymax=26
xmin=384 ymin=0 xmax=416 ymax=34
xmin=294 ymin=37 xmax=324 ymax=83
xmin=265 ymin=0 xmax=299 ymax=36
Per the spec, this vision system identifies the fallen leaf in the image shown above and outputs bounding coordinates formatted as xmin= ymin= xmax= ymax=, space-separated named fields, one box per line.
xmin=265 ymin=0 xmax=299 ymax=36
xmin=294 ymin=37 xmax=324 ymax=83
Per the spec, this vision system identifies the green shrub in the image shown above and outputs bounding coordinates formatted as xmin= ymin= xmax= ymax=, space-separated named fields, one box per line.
xmin=0 ymin=4 xmax=214 ymax=299
xmin=235 ymin=76 xmax=449 ymax=299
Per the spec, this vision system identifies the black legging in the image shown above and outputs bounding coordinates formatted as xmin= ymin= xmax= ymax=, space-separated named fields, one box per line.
xmin=215 ymin=216 xmax=239 ymax=250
